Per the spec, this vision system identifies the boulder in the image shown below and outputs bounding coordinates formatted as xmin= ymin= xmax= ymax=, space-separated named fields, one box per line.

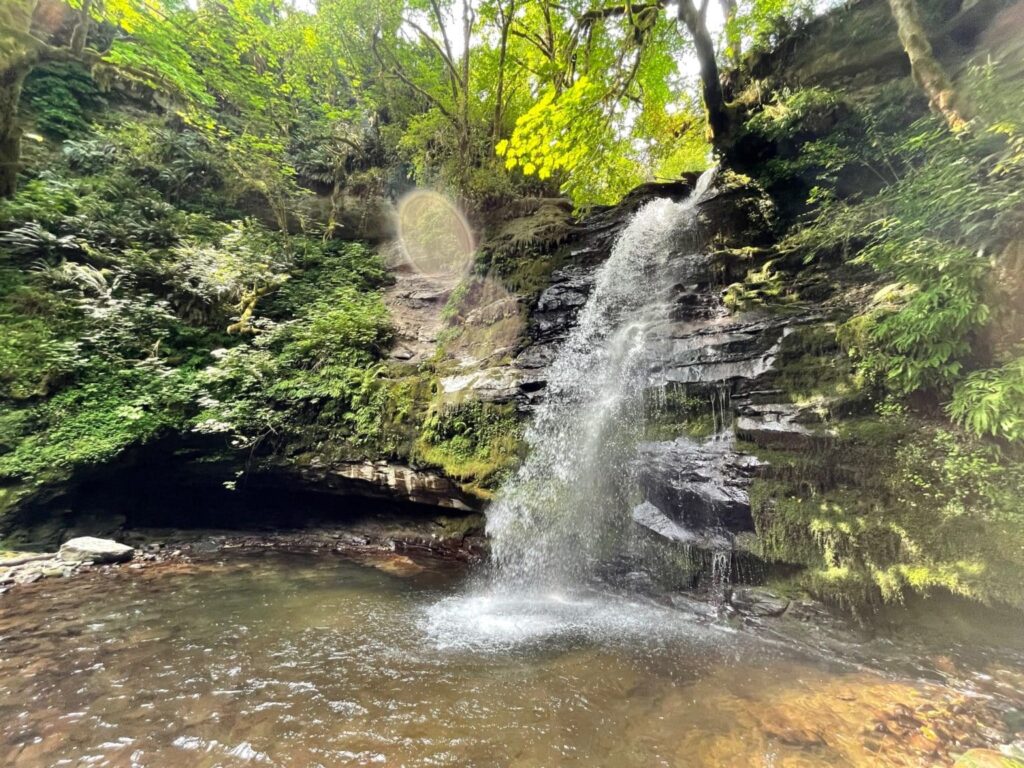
xmin=58 ymin=537 xmax=134 ymax=564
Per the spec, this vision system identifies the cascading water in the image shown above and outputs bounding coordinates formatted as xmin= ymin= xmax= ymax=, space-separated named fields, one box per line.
xmin=485 ymin=171 xmax=716 ymax=592
xmin=425 ymin=172 xmax=719 ymax=648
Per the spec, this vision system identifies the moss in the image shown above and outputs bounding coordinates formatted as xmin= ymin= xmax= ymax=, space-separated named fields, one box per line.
xmin=644 ymin=384 xmax=727 ymax=440
xmin=474 ymin=201 xmax=572 ymax=298
xmin=433 ymin=275 xmax=527 ymax=368
xmin=748 ymin=416 xmax=1024 ymax=611
xmin=774 ymin=325 xmax=859 ymax=401
xmin=722 ymin=259 xmax=800 ymax=312
xmin=413 ymin=400 xmax=524 ymax=498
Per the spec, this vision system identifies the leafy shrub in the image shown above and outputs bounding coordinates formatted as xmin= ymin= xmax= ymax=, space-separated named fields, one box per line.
xmin=192 ymin=242 xmax=403 ymax=455
xmin=745 ymin=86 xmax=840 ymax=142
xmin=416 ymin=401 xmax=523 ymax=492
xmin=949 ymin=355 xmax=1024 ymax=442
xmin=63 ymin=137 xmax=120 ymax=175
xmin=774 ymin=66 xmax=1024 ymax=440
xmin=169 ymin=220 xmax=292 ymax=325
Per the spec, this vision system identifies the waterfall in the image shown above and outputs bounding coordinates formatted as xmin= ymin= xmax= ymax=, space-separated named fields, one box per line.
xmin=485 ymin=171 xmax=716 ymax=593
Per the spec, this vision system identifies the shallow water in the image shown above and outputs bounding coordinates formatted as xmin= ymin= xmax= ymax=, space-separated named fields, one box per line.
xmin=2 ymin=551 xmax=1022 ymax=767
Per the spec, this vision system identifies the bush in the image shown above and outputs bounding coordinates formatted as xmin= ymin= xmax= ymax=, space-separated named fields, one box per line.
xmin=771 ymin=66 xmax=1024 ymax=441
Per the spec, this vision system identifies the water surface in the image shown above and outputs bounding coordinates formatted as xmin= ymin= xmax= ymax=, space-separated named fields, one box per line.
xmin=1 ymin=551 xmax=1021 ymax=767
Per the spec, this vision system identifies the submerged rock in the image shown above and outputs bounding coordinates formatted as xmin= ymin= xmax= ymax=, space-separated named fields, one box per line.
xmin=58 ymin=537 xmax=135 ymax=564
xmin=728 ymin=586 xmax=791 ymax=617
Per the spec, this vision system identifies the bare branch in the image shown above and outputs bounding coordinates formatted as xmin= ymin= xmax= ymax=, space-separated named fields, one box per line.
xmin=369 ymin=31 xmax=456 ymax=123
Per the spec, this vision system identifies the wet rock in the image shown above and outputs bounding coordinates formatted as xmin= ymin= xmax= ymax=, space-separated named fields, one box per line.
xmin=631 ymin=501 xmax=733 ymax=550
xmin=734 ymin=401 xmax=833 ymax=450
xmin=58 ymin=536 xmax=135 ymax=564
xmin=646 ymin=316 xmax=794 ymax=386
xmin=634 ymin=435 xmax=761 ymax=534
xmin=729 ymin=587 xmax=791 ymax=617
xmin=293 ymin=459 xmax=480 ymax=511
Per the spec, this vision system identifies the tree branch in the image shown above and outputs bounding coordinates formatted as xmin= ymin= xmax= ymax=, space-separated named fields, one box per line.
xmin=427 ymin=0 xmax=457 ymax=72
xmin=578 ymin=1 xmax=667 ymax=29
xmin=370 ymin=32 xmax=456 ymax=123
xmin=402 ymin=16 xmax=461 ymax=101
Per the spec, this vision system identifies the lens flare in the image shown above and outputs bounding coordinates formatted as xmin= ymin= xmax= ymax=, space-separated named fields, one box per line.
xmin=395 ymin=190 xmax=474 ymax=280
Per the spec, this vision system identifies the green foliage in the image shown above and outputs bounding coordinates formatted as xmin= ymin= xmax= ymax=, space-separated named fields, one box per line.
xmin=498 ymin=78 xmax=649 ymax=206
xmin=766 ymin=67 xmax=1024 ymax=441
xmin=722 ymin=259 xmax=797 ymax=311
xmin=193 ymin=242 xmax=413 ymax=457
xmin=745 ymin=86 xmax=840 ymax=142
xmin=949 ymin=355 xmax=1024 ymax=442
xmin=22 ymin=62 xmax=105 ymax=140
xmin=749 ymin=416 xmax=1024 ymax=610
xmin=743 ymin=82 xmax=911 ymax=197
xmin=0 ymin=366 xmax=190 ymax=482
xmin=0 ymin=113 xmax=353 ymax=493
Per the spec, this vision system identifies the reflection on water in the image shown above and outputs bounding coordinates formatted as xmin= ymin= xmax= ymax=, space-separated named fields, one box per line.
xmin=1 ymin=551 xmax=1021 ymax=767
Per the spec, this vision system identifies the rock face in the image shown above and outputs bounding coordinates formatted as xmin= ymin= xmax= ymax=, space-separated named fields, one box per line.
xmin=294 ymin=459 xmax=479 ymax=512
xmin=58 ymin=537 xmax=135 ymax=564
xmin=728 ymin=586 xmax=791 ymax=617
xmin=634 ymin=436 xmax=763 ymax=535
xmin=498 ymin=178 xmax=819 ymax=562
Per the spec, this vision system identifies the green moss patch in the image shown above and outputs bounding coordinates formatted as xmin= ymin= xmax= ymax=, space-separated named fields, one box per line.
xmin=413 ymin=401 xmax=523 ymax=498
xmin=748 ymin=415 xmax=1024 ymax=612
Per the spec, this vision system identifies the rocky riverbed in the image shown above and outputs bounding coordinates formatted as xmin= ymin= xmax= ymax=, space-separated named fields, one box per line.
xmin=0 ymin=512 xmax=487 ymax=596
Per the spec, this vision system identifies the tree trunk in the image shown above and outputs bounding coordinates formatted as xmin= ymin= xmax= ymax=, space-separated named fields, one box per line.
xmin=0 ymin=66 xmax=29 ymax=198
xmin=719 ymin=0 xmax=742 ymax=67
xmin=678 ymin=0 xmax=731 ymax=145
xmin=492 ymin=0 xmax=515 ymax=144
xmin=887 ymin=0 xmax=970 ymax=131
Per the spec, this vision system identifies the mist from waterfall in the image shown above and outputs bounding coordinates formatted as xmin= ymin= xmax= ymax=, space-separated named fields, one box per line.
xmin=485 ymin=171 xmax=716 ymax=594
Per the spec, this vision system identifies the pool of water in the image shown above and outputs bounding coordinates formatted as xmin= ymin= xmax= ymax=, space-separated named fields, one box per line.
xmin=2 ymin=550 xmax=1022 ymax=767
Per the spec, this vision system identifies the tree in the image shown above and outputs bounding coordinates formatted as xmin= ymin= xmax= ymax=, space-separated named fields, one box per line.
xmin=676 ymin=0 xmax=731 ymax=143
xmin=496 ymin=1 xmax=711 ymax=205
xmin=886 ymin=0 xmax=970 ymax=131
xmin=0 ymin=0 xmax=209 ymax=197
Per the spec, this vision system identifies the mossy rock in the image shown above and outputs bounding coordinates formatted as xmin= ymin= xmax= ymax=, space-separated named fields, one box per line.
xmin=413 ymin=401 xmax=524 ymax=499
